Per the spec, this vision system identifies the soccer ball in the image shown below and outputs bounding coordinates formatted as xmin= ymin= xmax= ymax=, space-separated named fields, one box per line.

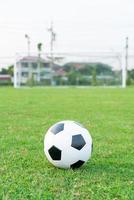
xmin=44 ymin=120 xmax=93 ymax=169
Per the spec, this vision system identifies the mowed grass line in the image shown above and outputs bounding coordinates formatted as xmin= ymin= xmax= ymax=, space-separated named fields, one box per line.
xmin=0 ymin=87 xmax=134 ymax=200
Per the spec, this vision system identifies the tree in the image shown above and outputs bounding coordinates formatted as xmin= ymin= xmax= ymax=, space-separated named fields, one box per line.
xmin=91 ymin=68 xmax=97 ymax=86
xmin=0 ymin=65 xmax=14 ymax=76
xmin=37 ymin=43 xmax=43 ymax=54
xmin=0 ymin=68 xmax=8 ymax=74
xmin=26 ymin=74 xmax=36 ymax=87
xmin=127 ymin=69 xmax=134 ymax=85
xmin=7 ymin=65 xmax=14 ymax=76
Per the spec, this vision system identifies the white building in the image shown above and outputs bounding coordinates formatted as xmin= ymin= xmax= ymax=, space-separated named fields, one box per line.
xmin=14 ymin=56 xmax=53 ymax=87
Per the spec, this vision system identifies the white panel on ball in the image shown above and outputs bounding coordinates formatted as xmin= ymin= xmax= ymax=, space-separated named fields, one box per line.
xmin=44 ymin=120 xmax=93 ymax=169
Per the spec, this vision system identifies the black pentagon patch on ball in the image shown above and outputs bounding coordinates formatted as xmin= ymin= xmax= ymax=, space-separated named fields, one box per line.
xmin=71 ymin=134 xmax=86 ymax=150
xmin=70 ymin=160 xmax=85 ymax=169
xmin=51 ymin=123 xmax=64 ymax=134
xmin=48 ymin=146 xmax=61 ymax=160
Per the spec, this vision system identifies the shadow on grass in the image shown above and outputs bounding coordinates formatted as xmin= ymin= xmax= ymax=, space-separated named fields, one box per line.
xmin=79 ymin=159 xmax=134 ymax=180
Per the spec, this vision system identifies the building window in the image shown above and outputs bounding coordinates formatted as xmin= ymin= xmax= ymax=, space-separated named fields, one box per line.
xmin=21 ymin=72 xmax=28 ymax=77
xmin=22 ymin=63 xmax=28 ymax=68
xmin=42 ymin=63 xmax=50 ymax=68
xmin=32 ymin=63 xmax=37 ymax=69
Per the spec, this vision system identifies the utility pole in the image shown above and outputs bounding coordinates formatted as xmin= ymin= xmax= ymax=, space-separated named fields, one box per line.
xmin=48 ymin=22 xmax=56 ymax=64
xmin=25 ymin=34 xmax=31 ymax=56
xmin=122 ymin=37 xmax=128 ymax=88
xmin=47 ymin=22 xmax=56 ymax=85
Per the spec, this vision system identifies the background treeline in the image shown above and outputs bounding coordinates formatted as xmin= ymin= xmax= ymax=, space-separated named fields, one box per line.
xmin=53 ymin=63 xmax=121 ymax=86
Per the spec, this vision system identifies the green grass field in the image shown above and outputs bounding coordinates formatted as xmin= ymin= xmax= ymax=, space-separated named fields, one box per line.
xmin=0 ymin=87 xmax=134 ymax=200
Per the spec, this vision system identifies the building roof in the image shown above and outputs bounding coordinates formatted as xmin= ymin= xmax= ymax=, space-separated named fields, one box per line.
xmin=0 ymin=74 xmax=11 ymax=80
xmin=18 ymin=56 xmax=50 ymax=63
xmin=54 ymin=68 xmax=66 ymax=76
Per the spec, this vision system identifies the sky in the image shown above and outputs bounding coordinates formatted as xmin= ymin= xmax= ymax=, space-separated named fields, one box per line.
xmin=0 ymin=0 xmax=134 ymax=68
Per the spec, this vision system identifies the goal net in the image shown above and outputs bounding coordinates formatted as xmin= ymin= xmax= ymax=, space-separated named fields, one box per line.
xmin=14 ymin=52 xmax=123 ymax=87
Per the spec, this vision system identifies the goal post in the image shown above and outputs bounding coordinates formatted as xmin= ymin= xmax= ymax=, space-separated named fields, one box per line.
xmin=14 ymin=52 xmax=125 ymax=88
